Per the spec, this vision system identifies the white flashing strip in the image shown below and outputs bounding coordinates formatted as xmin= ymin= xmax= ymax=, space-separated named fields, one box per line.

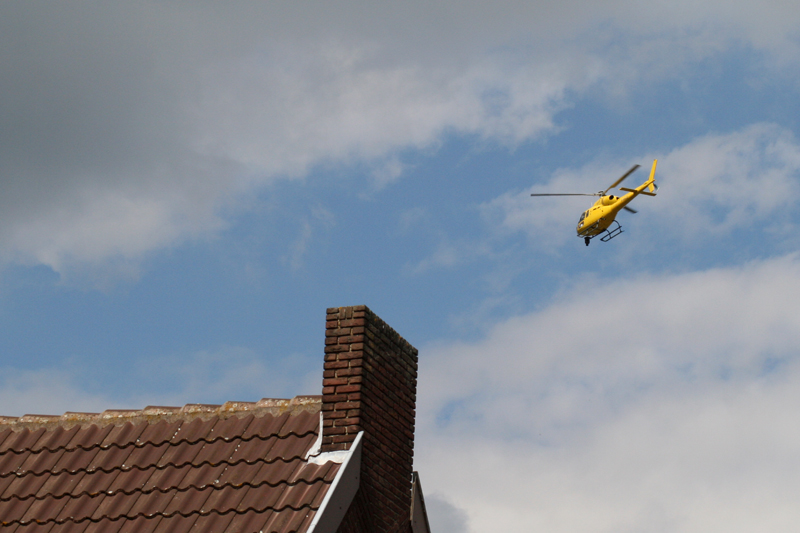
xmin=307 ymin=431 xmax=363 ymax=533
xmin=308 ymin=447 xmax=350 ymax=465
xmin=304 ymin=413 xmax=324 ymax=460
xmin=306 ymin=413 xmax=351 ymax=465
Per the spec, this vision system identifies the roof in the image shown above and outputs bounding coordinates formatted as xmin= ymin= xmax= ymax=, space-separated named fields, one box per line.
xmin=0 ymin=395 xmax=341 ymax=533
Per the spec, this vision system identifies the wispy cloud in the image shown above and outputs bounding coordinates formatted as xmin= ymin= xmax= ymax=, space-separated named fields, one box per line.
xmin=0 ymin=368 xmax=117 ymax=416
xmin=406 ymin=238 xmax=493 ymax=275
xmin=487 ymin=122 xmax=800 ymax=250
xmin=0 ymin=346 xmax=320 ymax=417
xmin=651 ymin=123 xmax=800 ymax=236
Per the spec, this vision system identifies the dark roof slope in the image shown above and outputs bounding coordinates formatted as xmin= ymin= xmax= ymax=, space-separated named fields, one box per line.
xmin=0 ymin=396 xmax=335 ymax=533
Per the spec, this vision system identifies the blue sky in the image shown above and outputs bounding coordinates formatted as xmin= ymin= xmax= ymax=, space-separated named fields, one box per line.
xmin=3 ymin=2 xmax=800 ymax=531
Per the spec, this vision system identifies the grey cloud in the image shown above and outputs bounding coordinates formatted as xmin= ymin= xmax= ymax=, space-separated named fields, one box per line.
xmin=0 ymin=3 xmax=577 ymax=271
xmin=2 ymin=2 xmax=799 ymax=271
xmin=0 ymin=4 xmax=234 ymax=269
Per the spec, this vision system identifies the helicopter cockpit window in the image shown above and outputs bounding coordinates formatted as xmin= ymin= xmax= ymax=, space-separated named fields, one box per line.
xmin=579 ymin=211 xmax=587 ymax=223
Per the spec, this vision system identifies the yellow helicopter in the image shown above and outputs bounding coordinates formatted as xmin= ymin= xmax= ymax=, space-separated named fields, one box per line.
xmin=531 ymin=159 xmax=658 ymax=246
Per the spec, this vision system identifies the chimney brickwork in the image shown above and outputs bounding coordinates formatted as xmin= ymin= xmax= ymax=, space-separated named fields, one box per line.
xmin=322 ymin=305 xmax=418 ymax=533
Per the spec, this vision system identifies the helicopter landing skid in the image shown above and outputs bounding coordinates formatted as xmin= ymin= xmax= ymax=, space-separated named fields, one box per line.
xmin=580 ymin=220 xmax=623 ymax=246
xmin=599 ymin=220 xmax=623 ymax=242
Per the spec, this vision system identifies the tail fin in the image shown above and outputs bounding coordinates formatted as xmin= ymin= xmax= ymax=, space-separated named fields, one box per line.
xmin=647 ymin=159 xmax=658 ymax=193
xmin=619 ymin=159 xmax=659 ymax=196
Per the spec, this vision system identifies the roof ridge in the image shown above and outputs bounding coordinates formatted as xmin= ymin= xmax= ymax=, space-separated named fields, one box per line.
xmin=0 ymin=395 xmax=322 ymax=431
xmin=0 ymin=425 xmax=317 ymax=457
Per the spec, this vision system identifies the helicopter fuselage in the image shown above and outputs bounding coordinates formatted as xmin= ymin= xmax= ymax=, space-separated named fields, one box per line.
xmin=576 ymin=192 xmax=635 ymax=237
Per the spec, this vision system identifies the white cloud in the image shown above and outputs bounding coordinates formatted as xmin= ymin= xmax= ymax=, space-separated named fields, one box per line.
xmin=488 ymin=122 xmax=800 ymax=248
xmin=2 ymin=2 xmax=800 ymax=271
xmin=0 ymin=7 xmax=585 ymax=272
xmin=651 ymin=123 xmax=800 ymax=236
xmin=415 ymin=253 xmax=800 ymax=532
xmin=1 ymin=187 xmax=226 ymax=272
xmin=191 ymin=44 xmax=582 ymax=175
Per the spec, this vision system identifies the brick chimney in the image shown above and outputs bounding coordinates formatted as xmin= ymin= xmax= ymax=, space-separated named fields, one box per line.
xmin=322 ymin=305 xmax=418 ymax=533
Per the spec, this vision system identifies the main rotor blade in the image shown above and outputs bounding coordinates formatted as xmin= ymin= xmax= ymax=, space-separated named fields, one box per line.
xmin=530 ymin=193 xmax=601 ymax=197
xmin=623 ymin=206 xmax=637 ymax=214
xmin=603 ymin=164 xmax=640 ymax=194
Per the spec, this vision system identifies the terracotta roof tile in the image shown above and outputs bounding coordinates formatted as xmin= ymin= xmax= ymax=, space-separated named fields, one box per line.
xmin=0 ymin=396 xmax=337 ymax=533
